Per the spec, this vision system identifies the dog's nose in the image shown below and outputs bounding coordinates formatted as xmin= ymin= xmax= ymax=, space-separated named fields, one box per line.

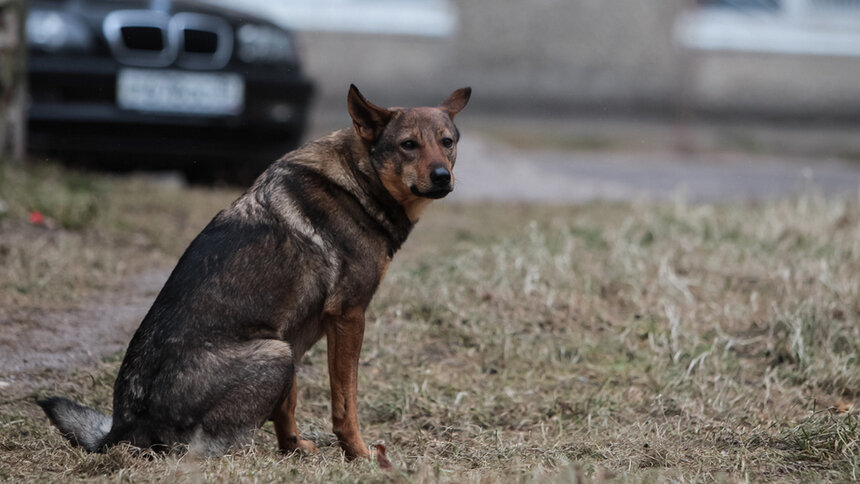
xmin=430 ymin=166 xmax=451 ymax=187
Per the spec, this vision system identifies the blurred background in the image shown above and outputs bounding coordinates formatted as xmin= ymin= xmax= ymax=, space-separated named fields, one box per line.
xmin=2 ymin=0 xmax=860 ymax=195
xmin=212 ymin=0 xmax=860 ymax=115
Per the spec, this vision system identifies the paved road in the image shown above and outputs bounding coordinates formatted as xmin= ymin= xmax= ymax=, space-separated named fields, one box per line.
xmin=450 ymin=136 xmax=860 ymax=203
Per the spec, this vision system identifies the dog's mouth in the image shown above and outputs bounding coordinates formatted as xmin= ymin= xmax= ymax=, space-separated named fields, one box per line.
xmin=410 ymin=185 xmax=452 ymax=199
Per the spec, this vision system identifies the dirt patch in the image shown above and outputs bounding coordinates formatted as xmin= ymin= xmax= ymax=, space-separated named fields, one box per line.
xmin=0 ymin=269 xmax=169 ymax=399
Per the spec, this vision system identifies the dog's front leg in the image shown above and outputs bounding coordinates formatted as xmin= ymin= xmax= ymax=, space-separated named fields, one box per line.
xmin=325 ymin=308 xmax=370 ymax=460
xmin=272 ymin=371 xmax=318 ymax=454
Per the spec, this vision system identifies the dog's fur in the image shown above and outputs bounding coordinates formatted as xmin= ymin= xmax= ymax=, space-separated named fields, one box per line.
xmin=38 ymin=85 xmax=471 ymax=462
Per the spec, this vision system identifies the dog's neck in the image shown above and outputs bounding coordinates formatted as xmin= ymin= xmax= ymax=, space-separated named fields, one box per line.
xmin=348 ymin=134 xmax=416 ymax=252
xmin=293 ymin=129 xmax=415 ymax=254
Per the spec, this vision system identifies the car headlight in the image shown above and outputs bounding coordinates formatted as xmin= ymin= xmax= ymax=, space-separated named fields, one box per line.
xmin=27 ymin=10 xmax=94 ymax=52
xmin=236 ymin=24 xmax=296 ymax=64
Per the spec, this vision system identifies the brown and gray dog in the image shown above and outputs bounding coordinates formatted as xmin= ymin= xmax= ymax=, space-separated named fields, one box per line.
xmin=38 ymin=85 xmax=471 ymax=465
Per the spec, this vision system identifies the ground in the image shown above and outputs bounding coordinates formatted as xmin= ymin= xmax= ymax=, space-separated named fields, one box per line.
xmin=1 ymin=127 xmax=859 ymax=482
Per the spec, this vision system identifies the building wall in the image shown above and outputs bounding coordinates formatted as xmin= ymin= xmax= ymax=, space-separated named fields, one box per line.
xmin=296 ymin=0 xmax=687 ymax=114
xmin=295 ymin=0 xmax=860 ymax=118
xmin=449 ymin=0 xmax=686 ymax=113
xmin=692 ymin=53 xmax=860 ymax=118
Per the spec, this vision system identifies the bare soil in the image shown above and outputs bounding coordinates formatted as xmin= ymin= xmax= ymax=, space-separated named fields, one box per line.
xmin=0 ymin=269 xmax=168 ymax=399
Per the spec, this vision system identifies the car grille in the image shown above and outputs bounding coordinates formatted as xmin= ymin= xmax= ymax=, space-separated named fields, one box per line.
xmin=184 ymin=30 xmax=219 ymax=54
xmin=121 ymin=26 xmax=165 ymax=51
xmin=103 ymin=10 xmax=233 ymax=69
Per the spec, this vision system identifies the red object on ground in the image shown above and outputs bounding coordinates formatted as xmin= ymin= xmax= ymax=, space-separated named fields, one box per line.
xmin=29 ymin=211 xmax=45 ymax=225
xmin=374 ymin=444 xmax=392 ymax=469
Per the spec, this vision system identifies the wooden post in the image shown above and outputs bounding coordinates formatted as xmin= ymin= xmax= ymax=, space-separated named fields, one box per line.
xmin=0 ymin=0 xmax=27 ymax=163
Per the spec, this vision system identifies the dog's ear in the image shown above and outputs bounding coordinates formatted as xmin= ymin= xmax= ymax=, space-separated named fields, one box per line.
xmin=440 ymin=87 xmax=472 ymax=119
xmin=348 ymin=84 xmax=393 ymax=142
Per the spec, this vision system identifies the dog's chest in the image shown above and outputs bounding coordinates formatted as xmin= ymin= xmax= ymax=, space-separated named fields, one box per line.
xmin=284 ymin=245 xmax=391 ymax=361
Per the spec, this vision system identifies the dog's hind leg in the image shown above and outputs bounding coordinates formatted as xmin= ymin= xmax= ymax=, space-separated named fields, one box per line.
xmin=272 ymin=369 xmax=318 ymax=454
xmin=183 ymin=339 xmax=295 ymax=457
xmin=108 ymin=339 xmax=294 ymax=454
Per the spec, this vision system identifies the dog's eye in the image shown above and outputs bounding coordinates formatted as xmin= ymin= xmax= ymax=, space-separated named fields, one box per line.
xmin=441 ymin=137 xmax=454 ymax=148
xmin=401 ymin=140 xmax=417 ymax=150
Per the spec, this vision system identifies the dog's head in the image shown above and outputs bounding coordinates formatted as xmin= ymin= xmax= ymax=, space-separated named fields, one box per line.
xmin=348 ymin=85 xmax=471 ymax=220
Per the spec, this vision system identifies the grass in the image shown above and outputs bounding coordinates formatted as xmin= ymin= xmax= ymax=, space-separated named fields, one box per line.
xmin=1 ymin=160 xmax=859 ymax=482
xmin=0 ymin=162 xmax=240 ymax=310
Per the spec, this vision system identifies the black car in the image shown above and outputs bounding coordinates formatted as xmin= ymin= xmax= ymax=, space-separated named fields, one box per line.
xmin=26 ymin=0 xmax=314 ymax=181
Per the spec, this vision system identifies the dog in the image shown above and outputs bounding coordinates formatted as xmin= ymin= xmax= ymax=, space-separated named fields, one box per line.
xmin=38 ymin=85 xmax=471 ymax=465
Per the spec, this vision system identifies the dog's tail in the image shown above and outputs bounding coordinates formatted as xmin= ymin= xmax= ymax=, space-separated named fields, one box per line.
xmin=37 ymin=397 xmax=112 ymax=452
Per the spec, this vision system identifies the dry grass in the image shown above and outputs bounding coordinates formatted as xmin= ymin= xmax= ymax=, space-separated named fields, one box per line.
xmin=0 ymin=162 xmax=239 ymax=310
xmin=2 ymin=161 xmax=860 ymax=482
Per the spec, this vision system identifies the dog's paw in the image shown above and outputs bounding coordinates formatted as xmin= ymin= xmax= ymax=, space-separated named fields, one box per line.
xmin=294 ymin=438 xmax=318 ymax=454
xmin=280 ymin=437 xmax=318 ymax=455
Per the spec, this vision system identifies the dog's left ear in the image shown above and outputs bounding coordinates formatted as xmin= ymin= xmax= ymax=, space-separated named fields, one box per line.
xmin=440 ymin=87 xmax=472 ymax=119
xmin=348 ymin=84 xmax=393 ymax=143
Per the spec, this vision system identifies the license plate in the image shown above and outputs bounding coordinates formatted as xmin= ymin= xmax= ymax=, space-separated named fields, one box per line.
xmin=117 ymin=68 xmax=244 ymax=116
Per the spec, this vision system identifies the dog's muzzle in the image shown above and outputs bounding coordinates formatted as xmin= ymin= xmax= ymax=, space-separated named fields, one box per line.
xmin=411 ymin=184 xmax=452 ymax=199
xmin=410 ymin=166 xmax=453 ymax=199
xmin=430 ymin=166 xmax=451 ymax=187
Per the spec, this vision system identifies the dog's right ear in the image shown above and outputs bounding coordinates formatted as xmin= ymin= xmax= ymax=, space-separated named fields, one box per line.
xmin=348 ymin=84 xmax=393 ymax=143
xmin=440 ymin=87 xmax=471 ymax=119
